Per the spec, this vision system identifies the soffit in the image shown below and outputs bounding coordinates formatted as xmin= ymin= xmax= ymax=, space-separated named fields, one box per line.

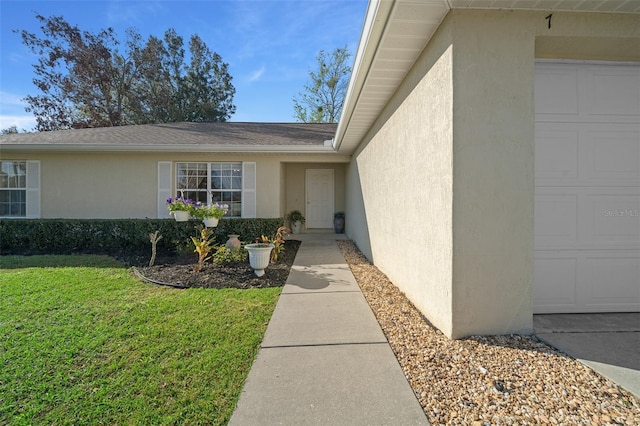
xmin=334 ymin=0 xmax=640 ymax=155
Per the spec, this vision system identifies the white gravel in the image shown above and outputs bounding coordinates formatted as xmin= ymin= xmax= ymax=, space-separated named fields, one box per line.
xmin=338 ymin=240 xmax=640 ymax=425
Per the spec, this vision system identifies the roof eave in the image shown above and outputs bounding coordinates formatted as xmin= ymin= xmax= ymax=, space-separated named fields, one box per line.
xmin=334 ymin=0 xmax=395 ymax=153
xmin=0 ymin=144 xmax=338 ymax=154
xmin=333 ymin=0 xmax=640 ymax=155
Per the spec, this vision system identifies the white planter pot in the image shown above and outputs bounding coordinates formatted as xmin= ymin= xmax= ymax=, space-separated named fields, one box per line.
xmin=291 ymin=221 xmax=302 ymax=234
xmin=245 ymin=243 xmax=274 ymax=277
xmin=171 ymin=210 xmax=191 ymax=222
xmin=203 ymin=217 xmax=219 ymax=227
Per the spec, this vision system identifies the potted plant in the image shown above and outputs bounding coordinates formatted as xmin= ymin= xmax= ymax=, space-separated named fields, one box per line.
xmin=244 ymin=243 xmax=275 ymax=277
xmin=192 ymin=202 xmax=228 ymax=227
xmin=166 ymin=197 xmax=196 ymax=222
xmin=334 ymin=212 xmax=345 ymax=234
xmin=286 ymin=210 xmax=305 ymax=234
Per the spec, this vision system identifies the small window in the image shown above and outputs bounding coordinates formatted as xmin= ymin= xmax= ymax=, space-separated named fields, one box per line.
xmin=0 ymin=161 xmax=27 ymax=217
xmin=176 ymin=162 xmax=242 ymax=217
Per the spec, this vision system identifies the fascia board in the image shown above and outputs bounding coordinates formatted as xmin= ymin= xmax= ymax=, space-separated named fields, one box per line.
xmin=333 ymin=0 xmax=395 ymax=152
xmin=0 ymin=144 xmax=338 ymax=154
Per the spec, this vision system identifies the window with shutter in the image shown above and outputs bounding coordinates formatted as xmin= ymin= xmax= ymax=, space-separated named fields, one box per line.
xmin=0 ymin=160 xmax=39 ymax=218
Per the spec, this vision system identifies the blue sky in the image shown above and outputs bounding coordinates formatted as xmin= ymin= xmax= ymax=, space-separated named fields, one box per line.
xmin=0 ymin=0 xmax=368 ymax=131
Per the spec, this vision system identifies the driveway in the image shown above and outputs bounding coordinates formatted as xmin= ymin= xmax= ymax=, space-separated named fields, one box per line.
xmin=534 ymin=313 xmax=640 ymax=399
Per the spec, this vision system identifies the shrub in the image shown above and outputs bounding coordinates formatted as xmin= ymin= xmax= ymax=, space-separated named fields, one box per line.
xmin=212 ymin=246 xmax=248 ymax=264
xmin=0 ymin=218 xmax=284 ymax=258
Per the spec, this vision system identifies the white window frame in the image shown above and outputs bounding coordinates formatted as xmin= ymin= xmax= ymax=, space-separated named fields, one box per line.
xmin=0 ymin=160 xmax=40 ymax=218
xmin=175 ymin=162 xmax=243 ymax=217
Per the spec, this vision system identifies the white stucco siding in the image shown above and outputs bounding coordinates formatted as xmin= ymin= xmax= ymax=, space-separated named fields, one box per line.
xmin=0 ymin=152 xmax=347 ymax=219
xmin=450 ymin=11 xmax=536 ymax=337
xmin=41 ymin=153 xmax=157 ymax=219
xmin=348 ymin=23 xmax=455 ymax=337
xmin=346 ymin=9 xmax=639 ymax=339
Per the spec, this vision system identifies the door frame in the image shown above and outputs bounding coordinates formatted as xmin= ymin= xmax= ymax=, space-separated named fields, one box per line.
xmin=305 ymin=169 xmax=334 ymax=229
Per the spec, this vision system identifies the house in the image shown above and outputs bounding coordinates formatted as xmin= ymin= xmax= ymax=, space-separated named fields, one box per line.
xmin=0 ymin=122 xmax=347 ymax=229
xmin=2 ymin=0 xmax=639 ymax=339
xmin=333 ymin=0 xmax=639 ymax=338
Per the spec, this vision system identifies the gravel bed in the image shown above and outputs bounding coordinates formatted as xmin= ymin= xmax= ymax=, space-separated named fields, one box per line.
xmin=337 ymin=240 xmax=640 ymax=425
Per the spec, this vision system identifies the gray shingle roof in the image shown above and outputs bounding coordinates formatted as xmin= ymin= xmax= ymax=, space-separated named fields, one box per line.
xmin=0 ymin=122 xmax=338 ymax=152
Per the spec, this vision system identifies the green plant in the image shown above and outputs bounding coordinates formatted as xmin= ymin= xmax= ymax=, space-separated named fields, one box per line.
xmin=260 ymin=225 xmax=290 ymax=262
xmin=286 ymin=210 xmax=305 ymax=224
xmin=192 ymin=202 xmax=228 ymax=220
xmin=0 ymin=218 xmax=283 ymax=258
xmin=166 ymin=197 xmax=196 ymax=212
xmin=190 ymin=226 xmax=215 ymax=272
xmin=213 ymin=246 xmax=248 ymax=264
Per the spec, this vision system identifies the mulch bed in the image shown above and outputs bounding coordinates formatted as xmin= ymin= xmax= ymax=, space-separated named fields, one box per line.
xmin=132 ymin=240 xmax=300 ymax=289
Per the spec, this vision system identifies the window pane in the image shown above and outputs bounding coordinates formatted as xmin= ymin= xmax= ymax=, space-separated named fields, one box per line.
xmin=212 ymin=176 xmax=222 ymax=189
xmin=221 ymin=176 xmax=232 ymax=189
xmin=0 ymin=189 xmax=26 ymax=217
xmin=0 ymin=161 xmax=26 ymax=189
xmin=230 ymin=203 xmax=241 ymax=217
xmin=232 ymin=192 xmax=242 ymax=202
xmin=232 ymin=176 xmax=242 ymax=189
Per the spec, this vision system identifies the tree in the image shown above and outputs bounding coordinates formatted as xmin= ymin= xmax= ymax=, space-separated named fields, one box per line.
xmin=16 ymin=15 xmax=235 ymax=131
xmin=293 ymin=46 xmax=351 ymax=123
xmin=1 ymin=126 xmax=19 ymax=134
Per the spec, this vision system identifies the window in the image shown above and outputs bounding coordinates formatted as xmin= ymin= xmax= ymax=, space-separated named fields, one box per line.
xmin=176 ymin=162 xmax=243 ymax=217
xmin=0 ymin=161 xmax=26 ymax=217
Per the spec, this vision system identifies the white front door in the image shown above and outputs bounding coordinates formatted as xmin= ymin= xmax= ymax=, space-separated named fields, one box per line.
xmin=306 ymin=169 xmax=334 ymax=228
xmin=534 ymin=61 xmax=640 ymax=314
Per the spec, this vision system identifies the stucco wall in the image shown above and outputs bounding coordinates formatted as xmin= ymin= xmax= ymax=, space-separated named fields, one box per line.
xmin=449 ymin=11 xmax=536 ymax=338
xmin=347 ymin=20 xmax=456 ymax=336
xmin=346 ymin=9 xmax=640 ymax=338
xmin=0 ymin=151 xmax=347 ymax=219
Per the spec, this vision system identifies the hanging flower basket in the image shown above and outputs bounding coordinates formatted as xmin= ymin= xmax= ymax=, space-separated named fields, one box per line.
xmin=171 ymin=210 xmax=191 ymax=222
xmin=203 ymin=217 xmax=219 ymax=227
xmin=167 ymin=197 xmax=196 ymax=222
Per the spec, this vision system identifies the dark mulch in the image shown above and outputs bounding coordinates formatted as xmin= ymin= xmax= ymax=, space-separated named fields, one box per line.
xmin=133 ymin=240 xmax=301 ymax=289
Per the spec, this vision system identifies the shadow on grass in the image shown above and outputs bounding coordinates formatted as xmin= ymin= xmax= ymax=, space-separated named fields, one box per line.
xmin=0 ymin=254 xmax=125 ymax=269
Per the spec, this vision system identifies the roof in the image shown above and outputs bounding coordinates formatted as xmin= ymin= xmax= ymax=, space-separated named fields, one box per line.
xmin=334 ymin=0 xmax=640 ymax=154
xmin=0 ymin=122 xmax=338 ymax=153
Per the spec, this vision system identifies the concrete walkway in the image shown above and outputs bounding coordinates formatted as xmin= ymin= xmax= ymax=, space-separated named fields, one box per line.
xmin=535 ymin=313 xmax=640 ymax=399
xmin=229 ymin=235 xmax=429 ymax=425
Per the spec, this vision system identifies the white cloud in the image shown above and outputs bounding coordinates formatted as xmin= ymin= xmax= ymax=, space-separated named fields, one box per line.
xmin=0 ymin=115 xmax=37 ymax=132
xmin=0 ymin=92 xmax=35 ymax=131
xmin=106 ymin=1 xmax=165 ymax=28
xmin=248 ymin=66 xmax=266 ymax=82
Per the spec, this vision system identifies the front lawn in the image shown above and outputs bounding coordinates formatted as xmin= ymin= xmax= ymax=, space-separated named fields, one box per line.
xmin=0 ymin=255 xmax=280 ymax=425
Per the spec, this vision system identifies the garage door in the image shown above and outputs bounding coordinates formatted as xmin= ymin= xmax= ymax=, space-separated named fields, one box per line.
xmin=534 ymin=61 xmax=640 ymax=314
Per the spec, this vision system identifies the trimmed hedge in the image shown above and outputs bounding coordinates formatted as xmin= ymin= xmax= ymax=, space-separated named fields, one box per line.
xmin=0 ymin=218 xmax=284 ymax=256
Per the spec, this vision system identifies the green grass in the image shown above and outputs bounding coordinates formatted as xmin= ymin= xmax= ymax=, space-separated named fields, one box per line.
xmin=0 ymin=255 xmax=281 ymax=425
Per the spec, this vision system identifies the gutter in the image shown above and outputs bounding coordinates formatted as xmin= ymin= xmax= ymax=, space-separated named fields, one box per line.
xmin=0 ymin=143 xmax=339 ymax=154
xmin=333 ymin=0 xmax=396 ymax=152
